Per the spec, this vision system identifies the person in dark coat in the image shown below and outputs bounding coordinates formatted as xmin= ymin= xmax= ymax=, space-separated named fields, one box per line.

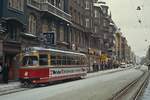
xmin=0 ymin=64 xmax=2 ymax=82
xmin=2 ymin=63 xmax=9 ymax=83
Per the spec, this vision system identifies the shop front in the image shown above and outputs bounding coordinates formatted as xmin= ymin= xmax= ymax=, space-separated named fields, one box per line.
xmin=0 ymin=40 xmax=21 ymax=81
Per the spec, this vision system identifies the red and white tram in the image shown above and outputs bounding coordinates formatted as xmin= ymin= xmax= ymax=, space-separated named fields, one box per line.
xmin=18 ymin=47 xmax=88 ymax=86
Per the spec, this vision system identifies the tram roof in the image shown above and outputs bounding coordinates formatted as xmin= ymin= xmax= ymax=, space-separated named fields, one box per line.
xmin=27 ymin=47 xmax=86 ymax=56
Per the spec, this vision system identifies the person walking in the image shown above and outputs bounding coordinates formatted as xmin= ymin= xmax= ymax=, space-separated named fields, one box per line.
xmin=0 ymin=64 xmax=2 ymax=82
xmin=2 ymin=63 xmax=9 ymax=83
xmin=0 ymin=64 xmax=2 ymax=73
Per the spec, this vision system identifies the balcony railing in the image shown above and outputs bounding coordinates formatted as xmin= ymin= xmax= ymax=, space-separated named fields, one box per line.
xmin=27 ymin=0 xmax=71 ymax=23
xmin=27 ymin=0 xmax=40 ymax=10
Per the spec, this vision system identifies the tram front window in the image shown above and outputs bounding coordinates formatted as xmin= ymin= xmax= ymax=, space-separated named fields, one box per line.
xmin=22 ymin=56 xmax=38 ymax=66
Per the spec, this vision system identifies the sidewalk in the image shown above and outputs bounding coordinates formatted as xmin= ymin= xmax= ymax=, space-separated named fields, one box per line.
xmin=0 ymin=82 xmax=21 ymax=93
xmin=87 ymin=67 xmax=124 ymax=78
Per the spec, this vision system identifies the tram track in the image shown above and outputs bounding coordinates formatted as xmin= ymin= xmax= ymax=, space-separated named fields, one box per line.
xmin=110 ymin=70 xmax=150 ymax=100
xmin=133 ymin=71 xmax=150 ymax=100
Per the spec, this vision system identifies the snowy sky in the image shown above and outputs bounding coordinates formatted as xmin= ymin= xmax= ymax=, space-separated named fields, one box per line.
xmin=102 ymin=0 xmax=150 ymax=57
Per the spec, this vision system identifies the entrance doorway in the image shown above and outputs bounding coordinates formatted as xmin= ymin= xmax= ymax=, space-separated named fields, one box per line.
xmin=5 ymin=53 xmax=18 ymax=80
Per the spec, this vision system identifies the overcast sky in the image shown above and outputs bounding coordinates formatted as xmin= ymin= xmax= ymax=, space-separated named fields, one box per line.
xmin=102 ymin=0 xmax=150 ymax=57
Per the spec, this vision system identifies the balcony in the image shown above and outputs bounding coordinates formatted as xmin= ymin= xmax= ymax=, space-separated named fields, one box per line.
xmin=27 ymin=0 xmax=72 ymax=23
xmin=27 ymin=0 xmax=40 ymax=10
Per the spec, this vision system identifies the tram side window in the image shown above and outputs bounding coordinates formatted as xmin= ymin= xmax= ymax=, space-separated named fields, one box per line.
xmin=80 ymin=56 xmax=83 ymax=65
xmin=83 ymin=56 xmax=87 ymax=65
xmin=79 ymin=56 xmax=81 ymax=65
xmin=39 ymin=54 xmax=48 ymax=66
xmin=77 ymin=56 xmax=80 ymax=65
xmin=67 ymin=56 xmax=71 ymax=65
xmin=74 ymin=56 xmax=78 ymax=65
xmin=51 ymin=54 xmax=56 ymax=65
xmin=62 ymin=55 xmax=67 ymax=65
xmin=57 ymin=54 xmax=62 ymax=65
xmin=71 ymin=55 xmax=75 ymax=65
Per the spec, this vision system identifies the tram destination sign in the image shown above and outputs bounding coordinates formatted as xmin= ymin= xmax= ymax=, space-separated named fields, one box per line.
xmin=43 ymin=32 xmax=56 ymax=47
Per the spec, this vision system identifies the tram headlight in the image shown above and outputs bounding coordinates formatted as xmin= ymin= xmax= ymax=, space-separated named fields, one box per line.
xmin=24 ymin=71 xmax=29 ymax=76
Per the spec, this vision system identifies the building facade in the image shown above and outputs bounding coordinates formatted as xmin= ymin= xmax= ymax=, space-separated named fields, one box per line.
xmin=0 ymin=0 xmax=129 ymax=80
xmin=0 ymin=0 xmax=26 ymax=80
xmin=0 ymin=0 xmax=72 ymax=80
xmin=26 ymin=0 xmax=72 ymax=49
xmin=68 ymin=0 xmax=88 ymax=52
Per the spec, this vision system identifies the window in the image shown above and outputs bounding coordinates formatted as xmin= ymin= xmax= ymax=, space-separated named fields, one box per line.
xmin=51 ymin=0 xmax=55 ymax=5
xmin=94 ymin=26 xmax=98 ymax=33
xmin=39 ymin=54 xmax=48 ymax=66
xmin=22 ymin=56 xmax=38 ymax=66
xmin=59 ymin=0 xmax=64 ymax=10
xmin=85 ymin=18 xmax=90 ymax=28
xmin=42 ymin=20 xmax=49 ymax=33
xmin=56 ymin=54 xmax=62 ymax=65
xmin=76 ymin=56 xmax=80 ymax=65
xmin=8 ymin=0 xmax=24 ymax=11
xmin=62 ymin=55 xmax=67 ymax=65
xmin=67 ymin=55 xmax=71 ymax=65
xmin=81 ymin=15 xmax=83 ymax=26
xmin=29 ymin=14 xmax=37 ymax=35
xmin=103 ymin=20 xmax=106 ymax=27
xmin=94 ymin=10 xmax=98 ymax=18
xmin=104 ymin=34 xmax=107 ymax=39
xmin=103 ymin=8 xmax=107 ymax=14
xmin=8 ymin=24 xmax=18 ymax=40
xmin=71 ymin=56 xmax=75 ymax=65
xmin=60 ymin=26 xmax=64 ymax=41
xmin=51 ymin=53 xmax=57 ymax=65
xmin=85 ymin=1 xmax=90 ymax=10
xmin=77 ymin=0 xmax=80 ymax=4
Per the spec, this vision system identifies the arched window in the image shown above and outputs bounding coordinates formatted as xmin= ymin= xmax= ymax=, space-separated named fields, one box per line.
xmin=28 ymin=14 xmax=37 ymax=35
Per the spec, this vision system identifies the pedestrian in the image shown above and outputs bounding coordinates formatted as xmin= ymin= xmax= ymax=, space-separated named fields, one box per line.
xmin=0 ymin=64 xmax=2 ymax=73
xmin=2 ymin=63 xmax=9 ymax=83
xmin=148 ymin=64 xmax=150 ymax=70
xmin=0 ymin=64 xmax=2 ymax=82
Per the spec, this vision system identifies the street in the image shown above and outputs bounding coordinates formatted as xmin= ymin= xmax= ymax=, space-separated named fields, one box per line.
xmin=0 ymin=67 xmax=145 ymax=100
xmin=0 ymin=0 xmax=150 ymax=100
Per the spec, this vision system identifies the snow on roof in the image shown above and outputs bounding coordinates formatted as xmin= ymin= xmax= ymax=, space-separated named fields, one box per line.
xmin=27 ymin=47 xmax=86 ymax=56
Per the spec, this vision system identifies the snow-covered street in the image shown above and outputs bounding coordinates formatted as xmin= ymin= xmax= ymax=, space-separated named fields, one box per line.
xmin=0 ymin=68 xmax=144 ymax=100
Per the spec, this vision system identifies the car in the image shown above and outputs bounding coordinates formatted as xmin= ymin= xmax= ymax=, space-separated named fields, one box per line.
xmin=120 ymin=64 xmax=127 ymax=68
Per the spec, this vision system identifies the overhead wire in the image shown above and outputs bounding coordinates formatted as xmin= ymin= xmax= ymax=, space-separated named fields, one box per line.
xmin=130 ymin=0 xmax=147 ymax=31
xmin=130 ymin=0 xmax=149 ymax=51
